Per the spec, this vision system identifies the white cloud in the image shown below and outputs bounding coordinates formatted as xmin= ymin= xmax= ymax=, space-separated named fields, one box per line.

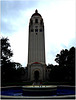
xmin=37 ymin=0 xmax=75 ymax=65
xmin=9 ymin=28 xmax=28 ymax=67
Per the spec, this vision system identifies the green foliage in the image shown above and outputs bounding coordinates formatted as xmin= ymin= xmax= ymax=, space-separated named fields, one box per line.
xmin=48 ymin=47 xmax=75 ymax=85
xmin=1 ymin=37 xmax=24 ymax=84
xmin=16 ymin=67 xmax=25 ymax=78
xmin=55 ymin=47 xmax=75 ymax=67
xmin=1 ymin=37 xmax=13 ymax=64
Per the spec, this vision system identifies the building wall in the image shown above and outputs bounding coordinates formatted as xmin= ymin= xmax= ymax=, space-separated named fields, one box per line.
xmin=27 ymin=64 xmax=46 ymax=81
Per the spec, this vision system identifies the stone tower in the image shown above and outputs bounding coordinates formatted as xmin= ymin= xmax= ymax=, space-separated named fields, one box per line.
xmin=27 ymin=10 xmax=46 ymax=81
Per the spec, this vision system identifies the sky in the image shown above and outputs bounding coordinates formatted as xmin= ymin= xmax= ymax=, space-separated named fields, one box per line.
xmin=1 ymin=0 xmax=75 ymax=67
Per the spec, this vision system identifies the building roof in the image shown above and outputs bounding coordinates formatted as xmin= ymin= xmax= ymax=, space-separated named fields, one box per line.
xmin=32 ymin=9 xmax=41 ymax=17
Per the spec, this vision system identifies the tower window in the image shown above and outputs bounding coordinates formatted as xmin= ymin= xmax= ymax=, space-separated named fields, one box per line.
xmin=35 ymin=19 xmax=38 ymax=23
xmin=40 ymin=19 xmax=43 ymax=24
xmin=31 ymin=29 xmax=34 ymax=32
xmin=30 ymin=20 xmax=33 ymax=24
xmin=35 ymin=29 xmax=38 ymax=32
xmin=40 ymin=29 xmax=42 ymax=32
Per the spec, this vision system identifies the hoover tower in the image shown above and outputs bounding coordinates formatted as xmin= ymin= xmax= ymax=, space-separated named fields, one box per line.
xmin=27 ymin=10 xmax=46 ymax=81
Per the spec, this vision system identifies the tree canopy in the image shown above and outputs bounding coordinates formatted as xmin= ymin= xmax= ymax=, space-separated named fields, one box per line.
xmin=1 ymin=37 xmax=13 ymax=65
xmin=55 ymin=47 xmax=75 ymax=67
xmin=48 ymin=47 xmax=75 ymax=84
xmin=1 ymin=37 xmax=25 ymax=83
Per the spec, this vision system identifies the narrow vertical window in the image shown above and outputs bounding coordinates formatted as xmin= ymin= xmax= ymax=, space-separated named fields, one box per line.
xmin=35 ymin=29 xmax=38 ymax=32
xmin=40 ymin=29 xmax=42 ymax=32
xmin=35 ymin=19 xmax=38 ymax=23
xmin=36 ymin=33 xmax=37 ymax=35
xmin=31 ymin=29 xmax=34 ymax=32
xmin=40 ymin=19 xmax=43 ymax=24
xmin=30 ymin=19 xmax=33 ymax=24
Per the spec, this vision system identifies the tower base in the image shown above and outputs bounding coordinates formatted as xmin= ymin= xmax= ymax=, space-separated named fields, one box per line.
xmin=27 ymin=62 xmax=46 ymax=81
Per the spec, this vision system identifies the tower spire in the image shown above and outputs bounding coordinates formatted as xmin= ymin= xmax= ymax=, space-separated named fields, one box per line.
xmin=35 ymin=9 xmax=38 ymax=13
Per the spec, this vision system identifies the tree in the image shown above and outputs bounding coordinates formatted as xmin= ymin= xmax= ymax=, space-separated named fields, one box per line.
xmin=54 ymin=47 xmax=75 ymax=83
xmin=1 ymin=37 xmax=13 ymax=65
xmin=1 ymin=37 xmax=25 ymax=83
xmin=1 ymin=37 xmax=13 ymax=82
xmin=55 ymin=49 xmax=68 ymax=66
xmin=16 ymin=67 xmax=25 ymax=81
xmin=66 ymin=47 xmax=75 ymax=82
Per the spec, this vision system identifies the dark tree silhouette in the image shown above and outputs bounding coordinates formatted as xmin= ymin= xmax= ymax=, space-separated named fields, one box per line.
xmin=55 ymin=49 xmax=68 ymax=66
xmin=54 ymin=47 xmax=75 ymax=83
xmin=1 ymin=37 xmax=13 ymax=65
xmin=16 ymin=67 xmax=25 ymax=81
xmin=1 ymin=37 xmax=13 ymax=82
xmin=66 ymin=47 xmax=75 ymax=82
xmin=1 ymin=37 xmax=23 ymax=83
xmin=48 ymin=47 xmax=75 ymax=85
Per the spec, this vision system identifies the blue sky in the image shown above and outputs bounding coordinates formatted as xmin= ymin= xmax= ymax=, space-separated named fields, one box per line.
xmin=1 ymin=0 xmax=75 ymax=67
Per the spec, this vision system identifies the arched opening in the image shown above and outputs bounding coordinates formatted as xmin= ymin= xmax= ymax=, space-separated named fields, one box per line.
xmin=34 ymin=71 xmax=39 ymax=82
xmin=35 ymin=19 xmax=38 ymax=23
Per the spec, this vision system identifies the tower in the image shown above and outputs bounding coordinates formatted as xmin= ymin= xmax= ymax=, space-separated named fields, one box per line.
xmin=27 ymin=10 xmax=46 ymax=81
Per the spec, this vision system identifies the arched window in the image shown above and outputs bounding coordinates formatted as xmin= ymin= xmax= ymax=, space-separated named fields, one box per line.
xmin=40 ymin=29 xmax=42 ymax=32
xmin=34 ymin=71 xmax=39 ymax=81
xmin=35 ymin=19 xmax=38 ymax=23
xmin=31 ymin=29 xmax=34 ymax=32
xmin=35 ymin=29 xmax=38 ymax=32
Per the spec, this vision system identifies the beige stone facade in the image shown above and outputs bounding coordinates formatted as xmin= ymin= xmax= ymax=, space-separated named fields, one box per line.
xmin=27 ymin=63 xmax=46 ymax=81
xmin=27 ymin=10 xmax=46 ymax=81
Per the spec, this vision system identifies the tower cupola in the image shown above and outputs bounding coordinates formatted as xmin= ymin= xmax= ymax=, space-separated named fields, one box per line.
xmin=32 ymin=9 xmax=41 ymax=17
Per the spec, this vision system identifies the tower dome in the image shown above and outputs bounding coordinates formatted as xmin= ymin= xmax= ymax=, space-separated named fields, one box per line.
xmin=32 ymin=9 xmax=41 ymax=17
